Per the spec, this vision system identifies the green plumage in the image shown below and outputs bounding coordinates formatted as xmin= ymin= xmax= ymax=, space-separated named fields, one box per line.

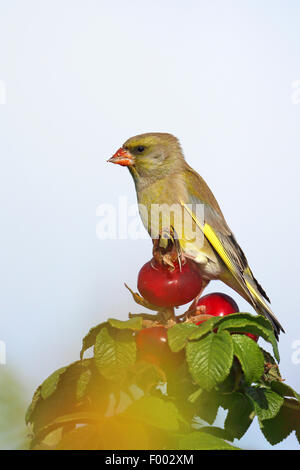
xmin=113 ymin=132 xmax=284 ymax=339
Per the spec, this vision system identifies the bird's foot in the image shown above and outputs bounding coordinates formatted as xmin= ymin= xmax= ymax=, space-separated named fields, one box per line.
xmin=152 ymin=229 xmax=184 ymax=271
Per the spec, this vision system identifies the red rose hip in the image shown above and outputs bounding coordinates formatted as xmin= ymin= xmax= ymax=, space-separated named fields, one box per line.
xmin=137 ymin=258 xmax=202 ymax=308
xmin=194 ymin=292 xmax=258 ymax=341
xmin=195 ymin=292 xmax=239 ymax=317
xmin=136 ymin=326 xmax=184 ymax=368
xmin=136 ymin=326 xmax=168 ymax=354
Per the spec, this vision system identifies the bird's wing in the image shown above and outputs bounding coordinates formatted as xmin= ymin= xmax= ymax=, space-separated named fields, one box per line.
xmin=181 ymin=197 xmax=253 ymax=300
xmin=182 ymin=167 xmax=271 ymax=300
xmin=180 ymin=194 xmax=284 ymax=338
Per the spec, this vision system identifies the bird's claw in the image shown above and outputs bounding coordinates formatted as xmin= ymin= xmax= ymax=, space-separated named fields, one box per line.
xmin=152 ymin=227 xmax=184 ymax=270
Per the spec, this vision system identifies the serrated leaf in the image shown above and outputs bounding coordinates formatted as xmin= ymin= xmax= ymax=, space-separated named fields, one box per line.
xmin=167 ymin=323 xmax=199 ymax=352
xmin=188 ymin=316 xmax=221 ymax=340
xmin=123 ymin=396 xmax=180 ymax=431
xmin=26 ymin=386 xmax=42 ymax=424
xmin=271 ymin=381 xmax=300 ymax=402
xmin=27 ymin=360 xmax=96 ymax=439
xmin=199 ymin=426 xmax=234 ymax=442
xmin=94 ymin=327 xmax=136 ymax=381
xmin=80 ymin=322 xmax=107 ymax=359
xmin=232 ymin=334 xmax=264 ymax=384
xmin=246 ymin=386 xmax=284 ymax=421
xmin=260 ymin=399 xmax=299 ymax=445
xmin=108 ymin=317 xmax=143 ymax=331
xmin=221 ymin=392 xmax=254 ymax=439
xmin=76 ymin=369 xmax=92 ymax=401
xmin=178 ymin=431 xmax=239 ymax=450
xmin=219 ymin=312 xmax=272 ymax=330
xmin=261 ymin=347 xmax=277 ymax=365
xmin=186 ymin=330 xmax=234 ymax=391
xmin=196 ymin=390 xmax=220 ymax=425
xmin=40 ymin=367 xmax=68 ymax=400
xmin=217 ymin=313 xmax=280 ymax=362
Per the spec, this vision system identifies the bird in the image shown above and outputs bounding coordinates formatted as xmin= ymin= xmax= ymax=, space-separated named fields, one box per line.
xmin=108 ymin=132 xmax=284 ymax=339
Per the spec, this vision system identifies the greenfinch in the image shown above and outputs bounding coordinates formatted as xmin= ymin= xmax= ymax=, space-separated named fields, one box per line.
xmin=108 ymin=132 xmax=284 ymax=339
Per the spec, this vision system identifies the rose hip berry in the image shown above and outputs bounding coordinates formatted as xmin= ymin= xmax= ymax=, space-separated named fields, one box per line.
xmin=136 ymin=327 xmax=168 ymax=355
xmin=137 ymin=258 xmax=202 ymax=308
xmin=194 ymin=292 xmax=258 ymax=341
xmin=195 ymin=292 xmax=239 ymax=317
xmin=135 ymin=326 xmax=181 ymax=367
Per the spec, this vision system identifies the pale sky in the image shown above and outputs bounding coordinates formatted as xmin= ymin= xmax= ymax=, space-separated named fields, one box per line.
xmin=1 ymin=0 xmax=300 ymax=449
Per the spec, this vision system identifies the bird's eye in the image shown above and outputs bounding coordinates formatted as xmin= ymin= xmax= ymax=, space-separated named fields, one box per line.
xmin=136 ymin=145 xmax=145 ymax=153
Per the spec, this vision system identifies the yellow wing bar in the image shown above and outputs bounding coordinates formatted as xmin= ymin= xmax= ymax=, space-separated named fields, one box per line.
xmin=181 ymin=203 xmax=234 ymax=271
xmin=181 ymin=202 xmax=249 ymax=296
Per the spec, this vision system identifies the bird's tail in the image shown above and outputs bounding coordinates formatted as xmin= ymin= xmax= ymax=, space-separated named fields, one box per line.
xmin=221 ymin=270 xmax=284 ymax=340
xmin=243 ymin=273 xmax=285 ymax=340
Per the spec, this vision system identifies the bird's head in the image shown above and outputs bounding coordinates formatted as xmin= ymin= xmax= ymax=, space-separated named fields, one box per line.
xmin=108 ymin=132 xmax=184 ymax=180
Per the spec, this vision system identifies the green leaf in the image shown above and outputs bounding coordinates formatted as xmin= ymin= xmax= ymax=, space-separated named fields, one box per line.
xmin=27 ymin=360 xmax=96 ymax=437
xmin=261 ymin=348 xmax=277 ymax=365
xmin=186 ymin=330 xmax=234 ymax=391
xmin=123 ymin=396 xmax=181 ymax=431
xmin=40 ymin=367 xmax=68 ymax=400
xmin=188 ymin=388 xmax=202 ymax=404
xmin=128 ymin=361 xmax=166 ymax=393
xmin=188 ymin=316 xmax=221 ymax=340
xmin=296 ymin=418 xmax=300 ymax=445
xmin=195 ymin=390 xmax=220 ymax=425
xmin=260 ymin=399 xmax=299 ymax=445
xmin=56 ymin=425 xmax=100 ymax=450
xmin=167 ymin=323 xmax=199 ymax=352
xmin=76 ymin=369 xmax=92 ymax=401
xmin=260 ymin=348 xmax=282 ymax=383
xmin=221 ymin=392 xmax=254 ymax=439
xmin=232 ymin=334 xmax=264 ymax=384
xmin=217 ymin=313 xmax=280 ymax=362
xmin=30 ymin=411 xmax=103 ymax=448
xmin=246 ymin=386 xmax=284 ymax=421
xmin=26 ymin=386 xmax=42 ymax=424
xmin=94 ymin=327 xmax=136 ymax=381
xmin=178 ymin=431 xmax=239 ymax=450
xmin=271 ymin=381 xmax=300 ymax=402
xmin=218 ymin=312 xmax=272 ymax=330
xmin=80 ymin=322 xmax=107 ymax=359
xmin=199 ymin=426 xmax=234 ymax=442
xmin=107 ymin=317 xmax=143 ymax=331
